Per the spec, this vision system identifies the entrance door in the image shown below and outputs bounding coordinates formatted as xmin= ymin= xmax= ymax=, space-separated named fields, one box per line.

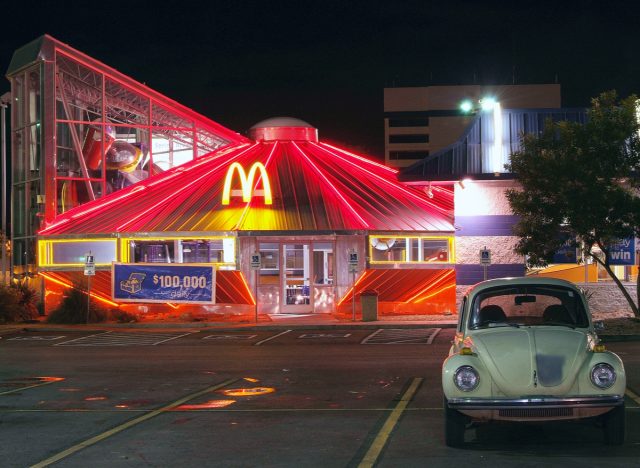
xmin=282 ymin=243 xmax=312 ymax=313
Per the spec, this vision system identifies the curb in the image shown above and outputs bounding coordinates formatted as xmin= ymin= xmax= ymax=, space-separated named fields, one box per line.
xmin=1 ymin=321 xmax=458 ymax=334
xmin=600 ymin=335 xmax=640 ymax=343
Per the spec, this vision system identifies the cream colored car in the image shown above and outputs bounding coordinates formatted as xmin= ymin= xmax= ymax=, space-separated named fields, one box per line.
xmin=442 ymin=277 xmax=626 ymax=447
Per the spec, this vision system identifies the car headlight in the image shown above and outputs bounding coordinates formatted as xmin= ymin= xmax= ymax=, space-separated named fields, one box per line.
xmin=454 ymin=365 xmax=479 ymax=392
xmin=590 ymin=363 xmax=616 ymax=389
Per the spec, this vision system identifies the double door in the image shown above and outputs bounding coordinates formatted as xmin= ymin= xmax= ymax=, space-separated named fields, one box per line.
xmin=259 ymin=241 xmax=334 ymax=314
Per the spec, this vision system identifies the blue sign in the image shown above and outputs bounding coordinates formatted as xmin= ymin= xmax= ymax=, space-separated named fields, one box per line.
xmin=112 ymin=263 xmax=215 ymax=303
xmin=608 ymin=238 xmax=636 ymax=266
xmin=552 ymin=233 xmax=579 ymax=264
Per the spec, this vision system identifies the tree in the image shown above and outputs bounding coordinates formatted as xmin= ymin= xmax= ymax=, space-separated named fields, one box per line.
xmin=506 ymin=91 xmax=640 ymax=317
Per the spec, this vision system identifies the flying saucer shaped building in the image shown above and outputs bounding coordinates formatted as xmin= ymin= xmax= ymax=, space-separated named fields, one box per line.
xmin=38 ymin=116 xmax=456 ymax=319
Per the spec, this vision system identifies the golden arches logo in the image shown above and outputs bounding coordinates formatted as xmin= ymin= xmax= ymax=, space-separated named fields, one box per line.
xmin=222 ymin=162 xmax=273 ymax=205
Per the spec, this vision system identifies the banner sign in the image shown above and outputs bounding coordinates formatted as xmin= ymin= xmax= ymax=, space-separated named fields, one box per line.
xmin=112 ymin=263 xmax=215 ymax=303
xmin=607 ymin=238 xmax=636 ymax=266
xmin=552 ymin=234 xmax=579 ymax=264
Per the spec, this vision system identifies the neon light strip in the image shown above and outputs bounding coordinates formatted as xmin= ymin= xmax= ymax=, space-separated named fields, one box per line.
xmin=238 ymin=272 xmax=256 ymax=305
xmin=368 ymin=235 xmax=454 ymax=264
xmin=291 ymin=142 xmax=369 ymax=228
xmin=38 ymin=239 xmax=117 ymax=267
xmin=115 ymin=144 xmax=259 ymax=231
xmin=337 ymin=271 xmax=370 ymax=306
xmin=313 ymin=142 xmax=451 ymax=215
xmin=54 ymin=48 xmax=248 ymax=144
xmin=118 ymin=236 xmax=236 ymax=264
xmin=39 ymin=143 xmax=252 ymax=234
xmin=319 ymin=142 xmax=398 ymax=174
xmin=406 ymin=270 xmax=454 ymax=303
xmin=416 ymin=283 xmax=456 ymax=303
xmin=40 ymin=272 xmax=120 ymax=308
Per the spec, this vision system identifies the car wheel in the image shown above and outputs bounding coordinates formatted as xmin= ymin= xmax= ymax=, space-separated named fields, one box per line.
xmin=444 ymin=397 xmax=467 ymax=447
xmin=603 ymin=404 xmax=625 ymax=445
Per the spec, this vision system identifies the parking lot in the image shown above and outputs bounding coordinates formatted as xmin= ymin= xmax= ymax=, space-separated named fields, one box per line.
xmin=1 ymin=327 xmax=639 ymax=467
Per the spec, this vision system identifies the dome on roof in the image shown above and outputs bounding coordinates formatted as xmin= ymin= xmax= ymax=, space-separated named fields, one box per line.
xmin=249 ymin=116 xmax=318 ymax=142
xmin=250 ymin=116 xmax=314 ymax=129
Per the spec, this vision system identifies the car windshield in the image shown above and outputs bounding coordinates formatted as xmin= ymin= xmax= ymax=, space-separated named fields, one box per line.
xmin=469 ymin=285 xmax=589 ymax=329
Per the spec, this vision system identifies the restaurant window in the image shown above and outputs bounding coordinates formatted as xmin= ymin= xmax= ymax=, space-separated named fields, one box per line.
xmin=128 ymin=238 xmax=235 ymax=265
xmin=259 ymin=243 xmax=280 ymax=285
xmin=369 ymin=236 xmax=453 ymax=264
xmin=38 ymin=239 xmax=117 ymax=267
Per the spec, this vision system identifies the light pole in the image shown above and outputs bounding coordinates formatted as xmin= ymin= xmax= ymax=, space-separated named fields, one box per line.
xmin=1 ymin=91 xmax=11 ymax=285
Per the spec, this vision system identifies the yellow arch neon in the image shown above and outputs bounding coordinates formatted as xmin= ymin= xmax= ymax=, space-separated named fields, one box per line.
xmin=222 ymin=162 xmax=273 ymax=205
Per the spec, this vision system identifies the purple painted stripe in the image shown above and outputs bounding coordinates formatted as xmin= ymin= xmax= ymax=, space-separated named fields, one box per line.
xmin=456 ymin=264 xmax=526 ymax=285
xmin=455 ymin=215 xmax=520 ymax=237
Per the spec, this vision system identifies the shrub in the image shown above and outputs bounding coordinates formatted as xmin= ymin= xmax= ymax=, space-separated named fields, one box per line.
xmin=110 ymin=309 xmax=138 ymax=323
xmin=0 ymin=283 xmax=38 ymax=323
xmin=47 ymin=285 xmax=107 ymax=324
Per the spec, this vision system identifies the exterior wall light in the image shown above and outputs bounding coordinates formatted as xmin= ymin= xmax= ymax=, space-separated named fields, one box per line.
xmin=480 ymin=97 xmax=497 ymax=111
xmin=458 ymin=178 xmax=471 ymax=189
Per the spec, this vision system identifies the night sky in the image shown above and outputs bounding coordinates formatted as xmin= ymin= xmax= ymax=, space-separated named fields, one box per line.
xmin=2 ymin=0 xmax=639 ymax=157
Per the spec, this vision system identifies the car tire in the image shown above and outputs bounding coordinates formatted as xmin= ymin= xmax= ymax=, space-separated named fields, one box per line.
xmin=603 ymin=404 xmax=625 ymax=445
xmin=444 ymin=397 xmax=467 ymax=447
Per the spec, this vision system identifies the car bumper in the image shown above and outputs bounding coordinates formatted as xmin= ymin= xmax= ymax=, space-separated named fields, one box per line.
xmin=447 ymin=395 xmax=624 ymax=410
xmin=447 ymin=395 xmax=624 ymax=421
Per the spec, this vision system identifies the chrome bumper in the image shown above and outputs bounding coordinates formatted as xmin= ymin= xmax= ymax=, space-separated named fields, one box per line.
xmin=447 ymin=395 xmax=624 ymax=410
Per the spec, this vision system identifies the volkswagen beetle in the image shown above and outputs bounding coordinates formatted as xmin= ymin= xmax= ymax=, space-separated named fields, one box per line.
xmin=442 ymin=277 xmax=626 ymax=446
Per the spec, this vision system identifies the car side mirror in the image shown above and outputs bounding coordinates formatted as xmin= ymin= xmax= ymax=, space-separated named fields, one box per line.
xmin=594 ymin=321 xmax=605 ymax=332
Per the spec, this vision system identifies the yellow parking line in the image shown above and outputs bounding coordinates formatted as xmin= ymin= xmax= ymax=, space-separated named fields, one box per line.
xmin=358 ymin=377 xmax=423 ymax=468
xmin=30 ymin=378 xmax=239 ymax=468
xmin=0 ymin=378 xmax=63 ymax=396
xmin=626 ymin=388 xmax=640 ymax=405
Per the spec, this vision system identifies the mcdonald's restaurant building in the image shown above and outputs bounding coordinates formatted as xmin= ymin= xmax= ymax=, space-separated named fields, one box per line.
xmin=8 ymin=36 xmax=459 ymax=321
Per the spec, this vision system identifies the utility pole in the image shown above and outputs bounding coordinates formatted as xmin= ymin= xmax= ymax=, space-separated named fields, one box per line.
xmin=1 ymin=92 xmax=11 ymax=285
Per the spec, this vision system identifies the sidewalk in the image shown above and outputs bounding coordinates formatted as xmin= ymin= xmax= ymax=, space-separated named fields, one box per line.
xmin=2 ymin=315 xmax=637 ymax=341
xmin=0 ymin=314 xmax=458 ymax=334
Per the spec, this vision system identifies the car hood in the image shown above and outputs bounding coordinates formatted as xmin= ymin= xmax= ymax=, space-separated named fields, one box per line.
xmin=471 ymin=327 xmax=589 ymax=395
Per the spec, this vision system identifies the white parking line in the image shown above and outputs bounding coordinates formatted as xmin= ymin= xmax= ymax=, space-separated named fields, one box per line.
xmin=203 ymin=334 xmax=258 ymax=340
xmin=55 ymin=332 xmax=109 ymax=346
xmin=55 ymin=332 xmax=193 ymax=346
xmin=361 ymin=328 xmax=441 ymax=344
xmin=626 ymin=388 xmax=640 ymax=405
xmin=298 ymin=333 xmax=352 ymax=339
xmin=8 ymin=336 xmax=66 ymax=341
xmin=254 ymin=330 xmax=291 ymax=346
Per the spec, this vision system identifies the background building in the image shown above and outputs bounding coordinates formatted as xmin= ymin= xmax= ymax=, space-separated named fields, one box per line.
xmin=397 ymin=88 xmax=637 ymax=316
xmin=384 ymin=84 xmax=561 ymax=168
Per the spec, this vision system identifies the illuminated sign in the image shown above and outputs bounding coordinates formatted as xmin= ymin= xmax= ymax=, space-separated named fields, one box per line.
xmin=222 ymin=162 xmax=272 ymax=205
xmin=112 ymin=263 xmax=215 ymax=303
xmin=608 ymin=237 xmax=636 ymax=266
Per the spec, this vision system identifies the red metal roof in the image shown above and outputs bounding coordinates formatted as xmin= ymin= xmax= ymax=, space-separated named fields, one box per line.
xmin=40 ymin=121 xmax=454 ymax=235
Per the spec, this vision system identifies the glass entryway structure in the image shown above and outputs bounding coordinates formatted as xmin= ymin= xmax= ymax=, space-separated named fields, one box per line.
xmin=5 ymin=35 xmax=246 ymax=285
xmin=257 ymin=239 xmax=335 ymax=314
